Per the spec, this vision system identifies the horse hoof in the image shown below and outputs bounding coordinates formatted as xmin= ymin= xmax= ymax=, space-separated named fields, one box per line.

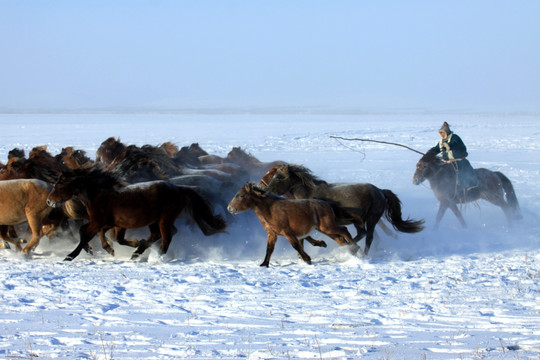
xmin=321 ymin=241 xmax=327 ymax=248
xmin=259 ymin=263 xmax=269 ymax=267
xmin=64 ymin=256 xmax=74 ymax=261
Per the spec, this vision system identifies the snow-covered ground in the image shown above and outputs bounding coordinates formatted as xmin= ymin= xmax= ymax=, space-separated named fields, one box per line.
xmin=0 ymin=113 xmax=539 ymax=359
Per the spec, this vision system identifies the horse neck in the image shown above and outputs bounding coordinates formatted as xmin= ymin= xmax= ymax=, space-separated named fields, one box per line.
xmin=249 ymin=193 xmax=277 ymax=219
xmin=288 ymin=182 xmax=315 ymax=198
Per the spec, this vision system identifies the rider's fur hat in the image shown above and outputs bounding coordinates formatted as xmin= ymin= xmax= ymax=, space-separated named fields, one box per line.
xmin=438 ymin=121 xmax=452 ymax=135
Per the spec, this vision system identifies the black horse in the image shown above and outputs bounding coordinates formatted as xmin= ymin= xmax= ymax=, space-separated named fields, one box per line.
xmin=264 ymin=164 xmax=424 ymax=255
xmin=413 ymin=151 xmax=521 ymax=228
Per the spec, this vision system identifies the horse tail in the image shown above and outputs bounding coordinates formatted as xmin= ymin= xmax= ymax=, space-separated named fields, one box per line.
xmin=495 ymin=171 xmax=522 ymax=219
xmin=182 ymin=187 xmax=227 ymax=236
xmin=381 ymin=189 xmax=425 ymax=233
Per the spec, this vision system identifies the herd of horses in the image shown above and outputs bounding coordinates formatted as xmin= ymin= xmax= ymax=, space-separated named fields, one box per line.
xmin=0 ymin=137 xmax=522 ymax=266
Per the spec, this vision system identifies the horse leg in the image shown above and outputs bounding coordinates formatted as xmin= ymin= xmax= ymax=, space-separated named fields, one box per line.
xmin=260 ymin=232 xmax=278 ymax=267
xmin=98 ymin=229 xmax=114 ymax=256
xmin=131 ymin=223 xmax=161 ymax=259
xmin=0 ymin=225 xmax=23 ymax=251
xmin=159 ymin=219 xmax=176 ymax=255
xmin=448 ymin=202 xmax=467 ymax=228
xmin=65 ymin=223 xmax=98 ymax=261
xmin=377 ymin=220 xmax=397 ymax=238
xmin=285 ymin=234 xmax=312 ymax=265
xmin=353 ymin=224 xmax=366 ymax=242
xmin=22 ymin=216 xmax=44 ymax=254
xmin=435 ymin=201 xmax=450 ymax=229
xmin=304 ymin=236 xmax=327 ymax=248
xmin=320 ymin=224 xmax=360 ymax=255
xmin=115 ymin=228 xmax=141 ymax=248
xmin=363 ymin=218 xmax=379 ymax=256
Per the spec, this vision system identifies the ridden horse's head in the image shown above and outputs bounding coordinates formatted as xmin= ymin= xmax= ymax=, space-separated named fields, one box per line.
xmin=227 ymin=182 xmax=266 ymax=214
xmin=412 ymin=152 xmax=443 ymax=185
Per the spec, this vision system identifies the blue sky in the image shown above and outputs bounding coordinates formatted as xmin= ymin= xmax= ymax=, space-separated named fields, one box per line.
xmin=1 ymin=1 xmax=539 ymax=112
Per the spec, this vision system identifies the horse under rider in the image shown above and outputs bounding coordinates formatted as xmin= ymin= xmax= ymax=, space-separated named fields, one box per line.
xmin=427 ymin=121 xmax=478 ymax=192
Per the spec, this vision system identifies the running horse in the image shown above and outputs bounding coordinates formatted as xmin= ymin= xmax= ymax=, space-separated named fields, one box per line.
xmin=0 ymin=179 xmax=54 ymax=253
xmin=226 ymin=147 xmax=285 ymax=181
xmin=413 ymin=151 xmax=521 ymax=228
xmin=228 ymin=182 xmax=356 ymax=267
xmin=46 ymin=168 xmax=227 ymax=261
xmin=264 ymin=164 xmax=425 ymax=256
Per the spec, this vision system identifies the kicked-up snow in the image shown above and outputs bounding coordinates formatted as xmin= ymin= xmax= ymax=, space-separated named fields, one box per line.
xmin=0 ymin=112 xmax=538 ymax=359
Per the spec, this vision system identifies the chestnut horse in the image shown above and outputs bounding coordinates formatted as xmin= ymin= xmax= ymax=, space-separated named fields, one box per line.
xmin=47 ymin=168 xmax=227 ymax=261
xmin=412 ymin=151 xmax=521 ymax=228
xmin=0 ymin=179 xmax=54 ymax=253
xmin=264 ymin=164 xmax=425 ymax=256
xmin=228 ymin=182 xmax=357 ymax=267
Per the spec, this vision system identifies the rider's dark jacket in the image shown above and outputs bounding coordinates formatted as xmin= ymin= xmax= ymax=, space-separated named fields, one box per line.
xmin=428 ymin=132 xmax=478 ymax=193
xmin=428 ymin=133 xmax=468 ymax=161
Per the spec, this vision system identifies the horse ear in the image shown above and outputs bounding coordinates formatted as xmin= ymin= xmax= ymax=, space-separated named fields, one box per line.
xmin=244 ymin=182 xmax=254 ymax=191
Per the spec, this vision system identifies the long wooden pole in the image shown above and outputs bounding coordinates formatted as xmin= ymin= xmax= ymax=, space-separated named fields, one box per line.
xmin=330 ymin=136 xmax=425 ymax=155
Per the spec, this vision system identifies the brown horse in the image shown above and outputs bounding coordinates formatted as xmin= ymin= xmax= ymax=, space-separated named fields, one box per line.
xmin=46 ymin=168 xmax=227 ymax=261
xmin=228 ymin=182 xmax=357 ymax=267
xmin=258 ymin=164 xmax=398 ymax=241
xmin=226 ymin=147 xmax=285 ymax=181
xmin=264 ymin=164 xmax=425 ymax=256
xmin=0 ymin=179 xmax=54 ymax=253
xmin=413 ymin=151 xmax=521 ymax=228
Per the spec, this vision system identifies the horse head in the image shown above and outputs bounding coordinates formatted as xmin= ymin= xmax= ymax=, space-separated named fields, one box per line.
xmin=227 ymin=182 xmax=267 ymax=214
xmin=96 ymin=137 xmax=126 ymax=164
xmin=412 ymin=152 xmax=442 ymax=185
xmin=258 ymin=164 xmax=284 ymax=189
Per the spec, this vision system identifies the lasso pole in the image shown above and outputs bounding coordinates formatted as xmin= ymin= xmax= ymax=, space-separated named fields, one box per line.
xmin=329 ymin=136 xmax=425 ymax=155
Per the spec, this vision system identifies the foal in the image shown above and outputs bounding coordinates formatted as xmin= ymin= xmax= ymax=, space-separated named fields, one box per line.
xmin=228 ymin=182 xmax=357 ymax=267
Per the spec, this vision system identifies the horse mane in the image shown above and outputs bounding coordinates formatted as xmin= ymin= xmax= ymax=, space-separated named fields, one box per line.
xmin=282 ymin=164 xmax=327 ymax=188
xmin=159 ymin=142 xmax=179 ymax=157
xmin=62 ymin=167 xmax=123 ymax=189
xmin=421 ymin=151 xmax=443 ymax=166
xmin=8 ymin=148 xmax=25 ymax=160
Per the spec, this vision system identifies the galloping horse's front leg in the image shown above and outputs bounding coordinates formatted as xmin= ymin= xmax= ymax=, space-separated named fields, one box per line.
xmin=260 ymin=232 xmax=278 ymax=267
xmin=435 ymin=201 xmax=449 ymax=229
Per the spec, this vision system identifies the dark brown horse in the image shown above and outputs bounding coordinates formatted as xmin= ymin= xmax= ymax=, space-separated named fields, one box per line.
xmin=46 ymin=168 xmax=227 ymax=261
xmin=258 ymin=164 xmax=399 ymax=241
xmin=228 ymin=182 xmax=356 ymax=267
xmin=264 ymin=164 xmax=425 ymax=256
xmin=413 ymin=151 xmax=521 ymax=228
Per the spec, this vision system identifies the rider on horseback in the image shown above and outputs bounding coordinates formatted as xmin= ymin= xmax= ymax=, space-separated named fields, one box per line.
xmin=428 ymin=122 xmax=478 ymax=192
